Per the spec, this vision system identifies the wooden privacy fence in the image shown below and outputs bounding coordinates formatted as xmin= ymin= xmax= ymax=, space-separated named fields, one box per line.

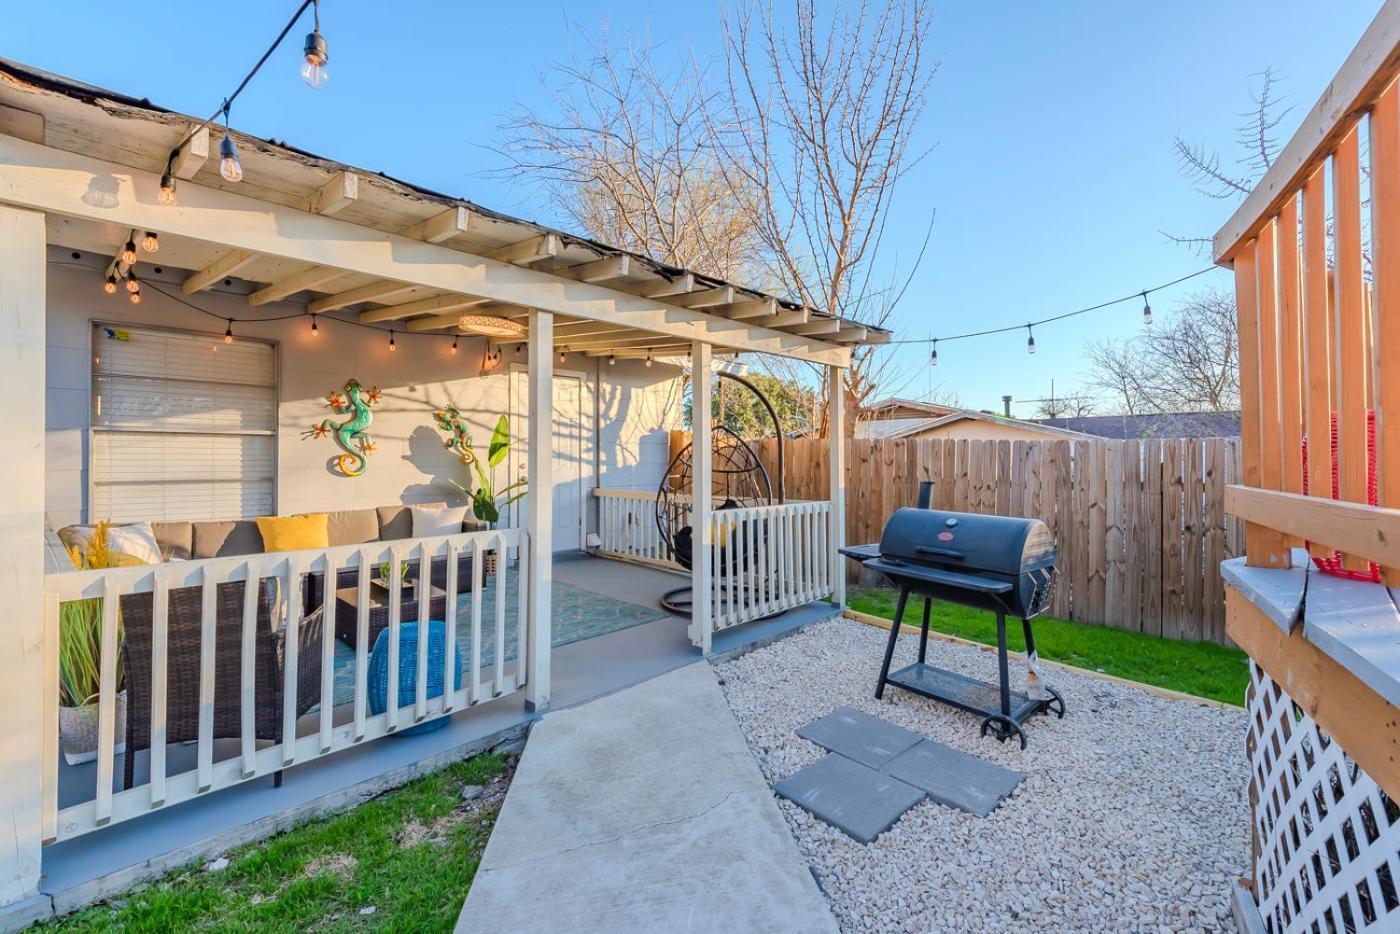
xmin=740 ymin=436 xmax=1243 ymax=645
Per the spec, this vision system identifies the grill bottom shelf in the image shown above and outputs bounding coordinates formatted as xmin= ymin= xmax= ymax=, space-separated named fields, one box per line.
xmin=884 ymin=663 xmax=1047 ymax=726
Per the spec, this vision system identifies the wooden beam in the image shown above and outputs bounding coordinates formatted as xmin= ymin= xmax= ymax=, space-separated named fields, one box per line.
xmin=0 ymin=104 xmax=44 ymax=144
xmin=359 ymin=293 xmax=486 ymax=324
xmin=766 ymin=309 xmax=810 ymax=328
xmin=0 ymin=135 xmax=849 ymax=365
xmin=863 ymin=328 xmax=892 ymax=344
xmin=182 ymin=249 xmax=255 ymax=294
xmin=672 ymin=286 xmax=733 ymax=309
xmin=171 ymin=127 xmax=209 ymax=180
xmin=1226 ymin=586 xmax=1400 ymax=798
xmin=307 ymin=280 xmax=415 ymax=314
xmin=487 ymin=233 xmax=561 ymax=266
xmin=309 ymin=171 xmax=357 ymax=216
xmin=724 ymin=299 xmax=777 ymax=320
xmin=1214 ymin=0 xmax=1400 ymax=262
xmin=790 ymin=318 xmax=841 ymax=336
xmin=565 ymin=334 xmax=666 ymax=351
xmin=405 ymin=206 xmax=471 ymax=244
xmin=248 ymin=265 xmax=341 ymax=306
xmin=643 ymin=273 xmax=694 ymax=298
xmin=1226 ymin=485 xmax=1400 ymax=569
xmin=833 ymin=326 xmax=869 ymax=343
xmin=564 ymin=254 xmax=631 ymax=284
xmin=404 ymin=303 xmax=518 ymax=332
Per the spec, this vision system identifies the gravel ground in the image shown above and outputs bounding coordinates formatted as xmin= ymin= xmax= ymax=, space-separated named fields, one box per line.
xmin=714 ymin=617 xmax=1249 ymax=933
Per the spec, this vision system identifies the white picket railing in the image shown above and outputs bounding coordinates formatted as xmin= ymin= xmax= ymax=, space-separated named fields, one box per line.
xmin=42 ymin=528 xmax=527 ymax=843
xmin=593 ymin=488 xmax=678 ymax=568
xmin=709 ymin=501 xmax=833 ymax=631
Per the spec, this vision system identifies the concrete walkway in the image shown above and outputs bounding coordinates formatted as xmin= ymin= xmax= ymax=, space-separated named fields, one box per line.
xmin=457 ymin=662 xmax=837 ymax=933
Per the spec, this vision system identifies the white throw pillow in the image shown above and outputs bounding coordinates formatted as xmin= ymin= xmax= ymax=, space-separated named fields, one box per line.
xmin=410 ymin=505 xmax=469 ymax=538
xmin=64 ymin=521 xmax=164 ymax=567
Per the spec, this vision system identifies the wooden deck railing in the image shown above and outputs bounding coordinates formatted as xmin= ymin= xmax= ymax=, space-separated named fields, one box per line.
xmin=42 ymin=528 xmax=527 ymax=843
xmin=1215 ymin=1 xmax=1400 ymax=580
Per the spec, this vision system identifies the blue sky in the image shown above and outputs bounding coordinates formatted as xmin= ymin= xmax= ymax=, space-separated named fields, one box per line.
xmin=2 ymin=0 xmax=1383 ymax=413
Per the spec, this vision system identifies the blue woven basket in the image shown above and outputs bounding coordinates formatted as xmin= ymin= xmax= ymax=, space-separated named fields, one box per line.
xmin=368 ymin=620 xmax=463 ymax=736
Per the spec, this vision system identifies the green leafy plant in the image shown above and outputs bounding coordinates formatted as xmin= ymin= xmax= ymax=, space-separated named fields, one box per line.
xmin=59 ymin=521 xmax=124 ymax=708
xmin=450 ymin=415 xmax=528 ymax=525
xmin=377 ymin=559 xmax=411 ymax=583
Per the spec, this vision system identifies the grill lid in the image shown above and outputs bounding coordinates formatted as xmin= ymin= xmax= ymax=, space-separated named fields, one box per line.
xmin=877 ymin=508 xmax=1055 ymax=576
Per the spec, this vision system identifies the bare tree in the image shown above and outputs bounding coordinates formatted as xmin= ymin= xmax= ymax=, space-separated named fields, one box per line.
xmin=1031 ymin=395 xmax=1097 ymax=420
xmin=1085 ymin=289 xmax=1239 ymax=414
xmin=716 ymin=0 xmax=936 ymax=435
xmin=495 ymin=35 xmax=767 ymax=281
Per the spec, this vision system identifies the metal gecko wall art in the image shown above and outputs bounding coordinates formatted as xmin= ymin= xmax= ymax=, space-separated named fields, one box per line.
xmin=433 ymin=404 xmax=477 ymax=466
xmin=307 ymin=379 xmax=381 ymax=477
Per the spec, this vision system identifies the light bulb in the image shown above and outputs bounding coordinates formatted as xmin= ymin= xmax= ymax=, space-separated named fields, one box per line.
xmin=302 ymin=29 xmax=329 ymax=89
xmin=930 ymin=342 xmax=938 ymax=366
xmin=224 ymin=321 xmax=234 ymax=344
xmin=644 ymin=353 xmax=653 ymax=368
xmin=142 ymin=231 xmax=159 ymax=253
xmin=450 ymin=337 xmax=459 ymax=354
xmin=1141 ymin=293 xmax=1153 ymax=325
xmin=125 ymin=272 xmax=140 ymax=294
xmin=104 ymin=274 xmax=118 ymax=295
xmin=159 ymin=172 xmax=177 ymax=206
xmin=121 ymin=239 xmax=137 ymax=265
xmin=219 ymin=134 xmax=244 ymax=183
xmin=1026 ymin=327 xmax=1036 ymax=354
xmin=559 ymin=348 xmax=567 ymax=364
xmin=129 ymin=288 xmax=142 ymax=305
xmin=310 ymin=314 xmax=319 ymax=336
xmin=609 ymin=354 xmax=616 ymax=366
xmin=389 ymin=331 xmax=397 ymax=351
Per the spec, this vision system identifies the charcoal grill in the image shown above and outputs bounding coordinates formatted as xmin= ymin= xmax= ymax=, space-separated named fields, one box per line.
xmin=842 ymin=498 xmax=1066 ymax=748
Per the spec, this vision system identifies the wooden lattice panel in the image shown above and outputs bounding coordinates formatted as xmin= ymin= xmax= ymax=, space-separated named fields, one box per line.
xmin=1246 ymin=661 xmax=1400 ymax=932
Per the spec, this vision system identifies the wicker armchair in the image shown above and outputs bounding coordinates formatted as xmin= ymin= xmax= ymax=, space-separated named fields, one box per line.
xmin=119 ymin=579 xmax=326 ymax=790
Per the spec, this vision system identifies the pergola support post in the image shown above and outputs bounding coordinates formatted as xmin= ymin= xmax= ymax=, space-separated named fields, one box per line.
xmin=525 ymin=309 xmax=553 ymax=711
xmin=0 ymin=205 xmax=49 ymax=923
xmin=828 ymin=365 xmax=847 ymax=608
xmin=691 ymin=342 xmax=713 ymax=652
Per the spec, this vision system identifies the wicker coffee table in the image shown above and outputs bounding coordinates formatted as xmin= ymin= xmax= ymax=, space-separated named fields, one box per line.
xmin=333 ymin=579 xmax=449 ymax=647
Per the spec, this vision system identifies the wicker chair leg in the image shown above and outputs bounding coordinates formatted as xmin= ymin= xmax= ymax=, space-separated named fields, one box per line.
xmin=273 ymin=770 xmax=283 ymax=788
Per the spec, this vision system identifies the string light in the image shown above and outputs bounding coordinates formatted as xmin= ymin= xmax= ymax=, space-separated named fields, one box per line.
xmin=121 ymin=238 xmax=137 ymax=265
xmin=104 ymin=274 xmax=118 ymax=295
xmin=559 ymin=348 xmax=567 ymax=364
xmin=1141 ymin=291 xmax=1153 ymax=326
xmin=219 ymin=109 xmax=244 ymax=183
xmin=609 ymin=353 xmax=616 ymax=366
xmin=124 ymin=270 xmax=140 ymax=294
xmin=301 ymin=0 xmax=329 ymax=89
xmin=157 ymin=0 xmax=329 ymax=199
xmin=129 ymin=287 xmax=142 ymax=305
xmin=224 ymin=320 xmax=234 ymax=343
xmin=310 ymin=313 xmax=319 ymax=335
xmin=644 ymin=351 xmax=653 ymax=368
xmin=159 ymin=172 xmax=178 ymax=206
xmin=1026 ymin=324 xmax=1036 ymax=355
xmin=450 ymin=336 xmax=459 ymax=354
xmin=388 ymin=330 xmax=397 ymax=351
xmin=142 ymin=231 xmax=160 ymax=253
xmin=930 ymin=339 xmax=938 ymax=366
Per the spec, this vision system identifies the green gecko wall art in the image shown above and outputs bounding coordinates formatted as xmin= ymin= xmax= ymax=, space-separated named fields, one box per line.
xmin=307 ymin=379 xmax=380 ymax=477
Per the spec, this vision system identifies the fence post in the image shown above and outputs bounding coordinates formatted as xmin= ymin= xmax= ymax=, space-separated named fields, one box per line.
xmin=0 ymin=206 xmax=48 ymax=923
xmin=828 ymin=365 xmax=847 ymax=608
xmin=525 ymin=309 xmax=553 ymax=711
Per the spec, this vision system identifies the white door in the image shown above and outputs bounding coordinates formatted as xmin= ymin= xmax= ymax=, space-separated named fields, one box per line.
xmin=511 ymin=369 xmax=587 ymax=553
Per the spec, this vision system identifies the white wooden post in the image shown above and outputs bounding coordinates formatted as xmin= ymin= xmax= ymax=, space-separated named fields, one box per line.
xmin=525 ymin=309 xmax=553 ymax=710
xmin=691 ymin=342 xmax=713 ymax=651
xmin=828 ymin=365 xmax=847 ymax=608
xmin=0 ymin=206 xmax=48 ymax=919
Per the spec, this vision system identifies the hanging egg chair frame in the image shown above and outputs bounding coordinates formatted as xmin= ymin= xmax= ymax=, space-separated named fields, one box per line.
xmin=655 ymin=370 xmax=786 ymax=616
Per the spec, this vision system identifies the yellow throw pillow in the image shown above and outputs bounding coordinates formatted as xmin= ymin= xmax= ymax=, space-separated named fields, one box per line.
xmin=255 ymin=513 xmax=330 ymax=553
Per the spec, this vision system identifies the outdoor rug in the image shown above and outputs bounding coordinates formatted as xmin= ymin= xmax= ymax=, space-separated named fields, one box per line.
xmin=327 ymin=569 xmax=669 ymax=707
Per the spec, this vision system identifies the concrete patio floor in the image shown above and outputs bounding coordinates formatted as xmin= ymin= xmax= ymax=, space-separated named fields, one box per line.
xmin=457 ymin=661 xmax=837 ymax=933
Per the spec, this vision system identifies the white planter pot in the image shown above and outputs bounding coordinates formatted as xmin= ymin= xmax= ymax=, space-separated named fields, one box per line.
xmin=59 ymin=690 xmax=127 ymax=766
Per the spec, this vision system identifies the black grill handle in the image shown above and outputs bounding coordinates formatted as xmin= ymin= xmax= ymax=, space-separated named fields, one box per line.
xmin=914 ymin=544 xmax=964 ymax=560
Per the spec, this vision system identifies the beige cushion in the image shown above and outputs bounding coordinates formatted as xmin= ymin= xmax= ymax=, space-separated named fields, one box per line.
xmin=58 ymin=522 xmax=162 ymax=567
xmin=326 ymin=509 xmax=379 ymax=546
xmin=192 ymin=519 xmax=264 ymax=558
xmin=151 ymin=521 xmax=193 ymax=561
xmin=411 ymin=505 xmax=469 ymax=537
xmin=377 ymin=502 xmax=446 ymax=540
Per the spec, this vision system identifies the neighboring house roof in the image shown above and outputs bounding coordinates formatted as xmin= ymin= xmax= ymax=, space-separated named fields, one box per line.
xmin=856 ymin=398 xmax=961 ymax=439
xmin=885 ymin=410 xmax=1094 ymax=441
xmin=1034 ymin=411 xmax=1241 ymax=440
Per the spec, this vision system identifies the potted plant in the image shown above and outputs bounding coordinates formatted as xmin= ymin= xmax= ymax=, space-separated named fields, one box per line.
xmin=437 ymin=411 xmax=528 ymax=574
xmin=59 ymin=521 xmax=127 ymax=765
xmin=373 ymin=559 xmax=412 ymax=600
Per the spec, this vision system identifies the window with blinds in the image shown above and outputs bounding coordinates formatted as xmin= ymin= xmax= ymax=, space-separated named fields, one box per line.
xmin=90 ymin=323 xmax=278 ymax=523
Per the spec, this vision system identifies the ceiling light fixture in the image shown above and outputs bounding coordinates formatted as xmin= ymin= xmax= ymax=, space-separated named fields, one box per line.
xmin=457 ymin=314 xmax=526 ymax=339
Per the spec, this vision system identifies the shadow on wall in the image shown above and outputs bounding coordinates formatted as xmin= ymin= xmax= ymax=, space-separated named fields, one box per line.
xmin=402 ymin=424 xmax=471 ymax=507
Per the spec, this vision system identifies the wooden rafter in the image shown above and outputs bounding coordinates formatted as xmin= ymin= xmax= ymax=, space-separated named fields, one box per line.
xmin=309 ymin=171 xmax=357 ymax=216
xmin=487 ymin=233 xmax=561 ymax=266
xmin=182 ymin=249 xmax=254 ymax=294
xmin=404 ymin=303 xmax=518 ymax=332
xmin=170 ymin=127 xmax=209 ymax=180
xmin=643 ymin=273 xmax=694 ymax=298
xmin=671 ymin=286 xmax=733 ymax=309
xmin=405 ymin=207 xmax=471 ymax=244
xmin=564 ymin=254 xmax=631 ymax=284
xmin=359 ymin=293 xmax=487 ymax=324
xmin=307 ymin=280 xmax=415 ymax=314
xmin=248 ymin=265 xmax=342 ymax=306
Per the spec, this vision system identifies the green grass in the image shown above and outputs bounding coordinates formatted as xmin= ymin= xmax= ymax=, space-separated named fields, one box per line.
xmin=848 ymin=586 xmax=1250 ymax=706
xmin=40 ymin=752 xmax=510 ymax=933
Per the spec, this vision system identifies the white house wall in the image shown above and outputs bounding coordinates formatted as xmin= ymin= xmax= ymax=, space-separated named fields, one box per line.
xmin=43 ymin=262 xmax=683 ymax=529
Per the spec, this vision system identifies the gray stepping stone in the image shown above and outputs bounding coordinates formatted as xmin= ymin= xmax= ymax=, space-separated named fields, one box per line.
xmin=773 ymin=753 xmax=926 ymax=843
xmin=884 ymin=739 xmax=1024 ymax=817
xmin=796 ymin=705 xmax=923 ymax=768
